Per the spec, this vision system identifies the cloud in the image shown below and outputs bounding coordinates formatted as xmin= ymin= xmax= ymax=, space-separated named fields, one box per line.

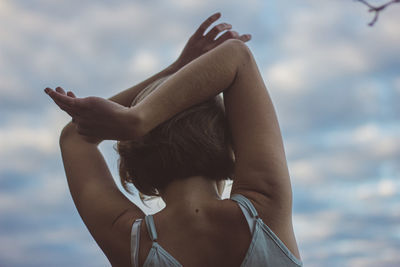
xmin=0 ymin=108 xmax=69 ymax=173
xmin=265 ymin=43 xmax=370 ymax=94
xmin=0 ymin=226 xmax=107 ymax=267
xmin=0 ymin=126 xmax=56 ymax=154
xmin=0 ymin=0 xmax=265 ymax=113
xmin=287 ymin=122 xmax=400 ymax=186
xmin=294 ymin=211 xmax=342 ymax=244
xmin=0 ymin=165 xmax=108 ymax=267
xmin=262 ymin=1 xmax=400 ymax=134
xmin=170 ymin=0 xmax=207 ymax=9
xmin=264 ymin=3 xmax=370 ymax=92
xmin=294 ymin=208 xmax=400 ymax=266
xmin=395 ymin=77 xmax=400 ymax=92
xmin=265 ymin=59 xmax=306 ymax=93
xmin=0 ymin=0 xmax=187 ymax=110
xmin=1 ymin=0 xmax=400 ymax=266
xmin=289 ymin=159 xmax=322 ymax=184
xmin=356 ymin=178 xmax=399 ymax=201
xmin=128 ymin=50 xmax=162 ymax=78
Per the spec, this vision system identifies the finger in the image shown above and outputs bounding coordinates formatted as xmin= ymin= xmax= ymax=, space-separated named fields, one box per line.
xmin=204 ymin=23 xmax=232 ymax=41
xmin=67 ymin=91 xmax=77 ymax=98
xmin=52 ymin=99 xmax=76 ymax=117
xmin=193 ymin=12 xmax=221 ymax=39
xmin=238 ymin=34 xmax=252 ymax=42
xmin=56 ymin=86 xmax=67 ymax=95
xmin=52 ymin=97 xmax=78 ymax=117
xmin=45 ymin=90 xmax=79 ymax=116
xmin=213 ymin=30 xmax=240 ymax=47
xmin=47 ymin=88 xmax=76 ymax=107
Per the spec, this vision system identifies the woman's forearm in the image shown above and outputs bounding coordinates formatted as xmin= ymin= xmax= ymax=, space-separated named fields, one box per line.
xmin=132 ymin=40 xmax=248 ymax=136
xmin=108 ymin=63 xmax=179 ymax=107
xmin=58 ymin=63 xmax=179 ymax=146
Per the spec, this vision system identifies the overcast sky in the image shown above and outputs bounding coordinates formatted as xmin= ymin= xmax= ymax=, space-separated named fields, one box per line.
xmin=0 ymin=0 xmax=399 ymax=266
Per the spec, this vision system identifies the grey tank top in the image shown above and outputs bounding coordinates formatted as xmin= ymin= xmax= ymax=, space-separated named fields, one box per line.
xmin=130 ymin=193 xmax=303 ymax=266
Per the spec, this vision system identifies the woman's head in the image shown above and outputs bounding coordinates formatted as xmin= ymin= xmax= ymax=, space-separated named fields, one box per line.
xmin=116 ymin=75 xmax=235 ymax=203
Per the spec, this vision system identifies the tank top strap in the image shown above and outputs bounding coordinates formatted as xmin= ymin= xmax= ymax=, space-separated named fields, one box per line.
xmin=231 ymin=193 xmax=260 ymax=235
xmin=230 ymin=193 xmax=259 ymax=218
xmin=130 ymin=218 xmax=143 ymax=267
xmin=144 ymin=214 xmax=158 ymax=242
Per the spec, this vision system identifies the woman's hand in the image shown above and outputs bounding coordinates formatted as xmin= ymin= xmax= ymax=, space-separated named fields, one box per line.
xmin=44 ymin=87 xmax=141 ymax=142
xmin=172 ymin=12 xmax=252 ymax=70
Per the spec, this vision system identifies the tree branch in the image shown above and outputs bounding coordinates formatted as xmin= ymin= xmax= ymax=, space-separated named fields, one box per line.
xmin=355 ymin=0 xmax=400 ymax=26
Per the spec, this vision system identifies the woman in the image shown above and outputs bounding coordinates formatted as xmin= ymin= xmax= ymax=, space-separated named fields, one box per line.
xmin=45 ymin=12 xmax=302 ymax=267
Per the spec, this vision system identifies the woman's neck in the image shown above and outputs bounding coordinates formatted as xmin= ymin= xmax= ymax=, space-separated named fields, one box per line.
xmin=160 ymin=176 xmax=223 ymax=212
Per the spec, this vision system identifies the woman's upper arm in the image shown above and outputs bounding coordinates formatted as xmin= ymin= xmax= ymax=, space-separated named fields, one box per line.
xmin=223 ymin=43 xmax=293 ymax=218
xmin=59 ymin=126 xmax=144 ymax=263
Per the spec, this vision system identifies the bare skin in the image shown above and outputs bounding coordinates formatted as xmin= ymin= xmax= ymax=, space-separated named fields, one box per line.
xmin=138 ymin=176 xmax=253 ymax=267
xmin=45 ymin=12 xmax=301 ymax=267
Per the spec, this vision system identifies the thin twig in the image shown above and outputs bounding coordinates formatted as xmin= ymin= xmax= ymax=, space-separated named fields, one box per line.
xmin=355 ymin=0 xmax=400 ymax=26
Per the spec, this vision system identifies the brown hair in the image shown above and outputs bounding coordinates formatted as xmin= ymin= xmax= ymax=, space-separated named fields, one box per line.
xmin=115 ymin=75 xmax=235 ymax=203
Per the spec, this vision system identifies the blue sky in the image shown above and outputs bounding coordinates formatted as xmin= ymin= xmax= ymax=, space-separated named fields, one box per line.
xmin=0 ymin=0 xmax=399 ymax=266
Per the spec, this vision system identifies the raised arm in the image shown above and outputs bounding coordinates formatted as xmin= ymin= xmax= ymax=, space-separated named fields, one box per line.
xmin=107 ymin=64 xmax=177 ymax=108
xmin=132 ymin=39 xmax=246 ymax=135
xmin=44 ymin=13 xmax=255 ymax=266
xmin=48 ymin=12 xmax=251 ymax=142
xmin=131 ymin=39 xmax=300 ymax=258
xmin=133 ymin=39 xmax=291 ymax=201
xmin=108 ymin=12 xmax=250 ymax=108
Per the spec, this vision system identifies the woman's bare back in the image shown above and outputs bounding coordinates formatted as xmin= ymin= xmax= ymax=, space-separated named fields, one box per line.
xmin=137 ymin=199 xmax=252 ymax=267
xmin=133 ymin=198 xmax=300 ymax=267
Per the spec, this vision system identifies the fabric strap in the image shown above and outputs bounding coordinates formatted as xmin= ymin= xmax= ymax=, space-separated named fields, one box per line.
xmin=145 ymin=215 xmax=158 ymax=241
xmin=231 ymin=194 xmax=259 ymax=217
xmin=130 ymin=218 xmax=143 ymax=267
xmin=231 ymin=194 xmax=259 ymax=234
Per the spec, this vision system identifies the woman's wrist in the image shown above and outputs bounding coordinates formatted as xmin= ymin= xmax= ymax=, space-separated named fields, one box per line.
xmin=124 ymin=106 xmax=146 ymax=140
xmin=168 ymin=61 xmax=184 ymax=74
